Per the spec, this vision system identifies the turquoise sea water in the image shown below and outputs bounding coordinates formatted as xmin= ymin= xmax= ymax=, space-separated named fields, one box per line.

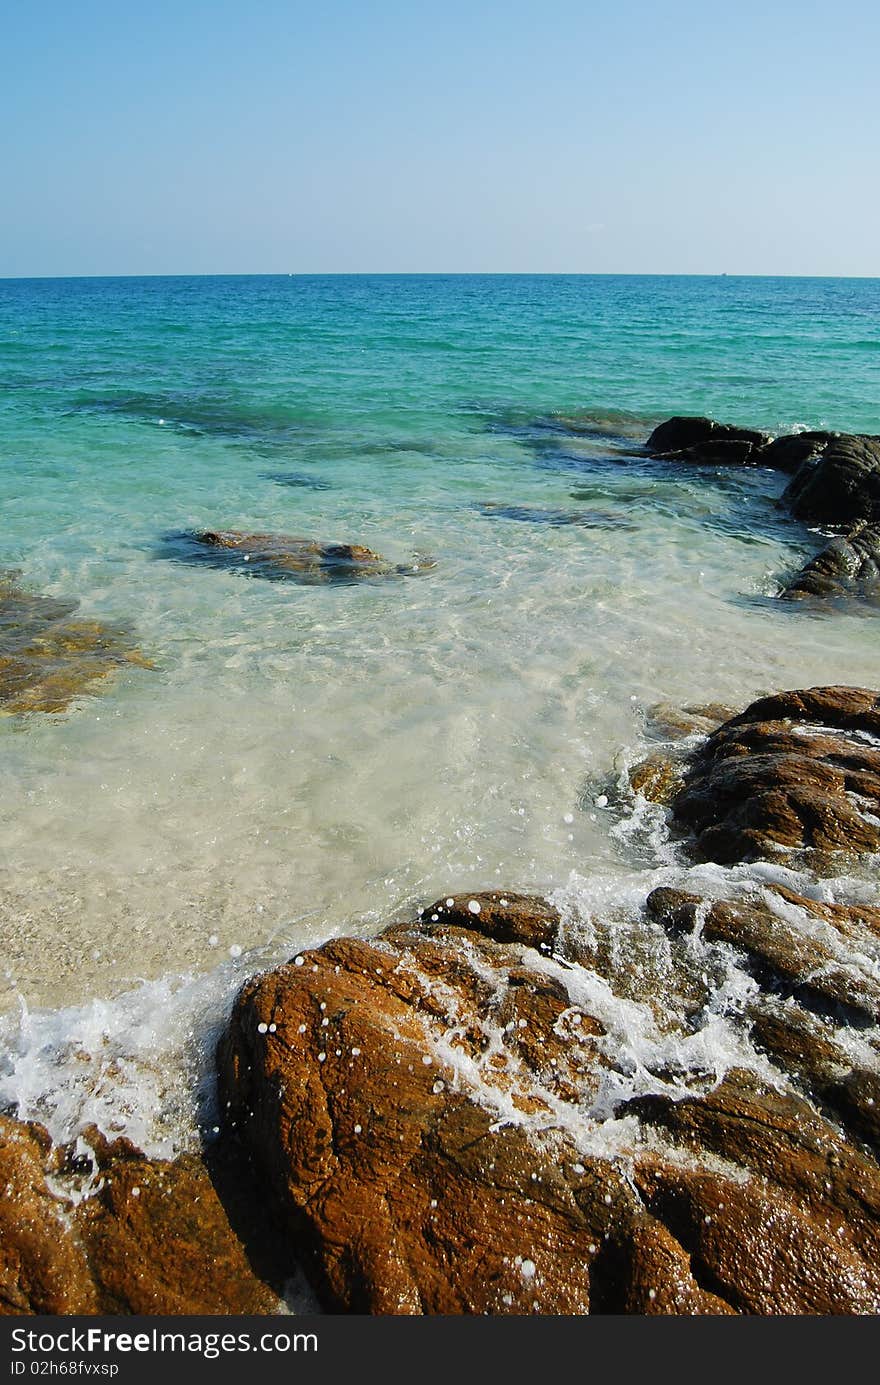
xmin=1 ymin=274 xmax=880 ymax=1152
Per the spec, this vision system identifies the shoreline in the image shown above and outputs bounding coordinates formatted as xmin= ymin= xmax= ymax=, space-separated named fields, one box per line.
xmin=2 ymin=412 xmax=880 ymax=1313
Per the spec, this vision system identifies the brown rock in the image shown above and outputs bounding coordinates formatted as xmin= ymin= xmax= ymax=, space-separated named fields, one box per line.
xmin=0 ymin=1117 xmax=97 ymax=1314
xmin=629 ymin=753 xmax=682 ymax=805
xmin=218 ymin=900 xmax=880 ymax=1315
xmin=76 ymin=1139 xmax=280 ymax=1315
xmin=645 ymin=702 xmax=737 ymax=741
xmin=170 ymin=530 xmax=431 ymax=582
xmin=0 ymin=1116 xmax=279 ymax=1315
xmin=647 ymin=883 xmax=880 ymax=1022
xmin=0 ymin=573 xmax=150 ymax=715
xmin=670 ymin=686 xmax=880 ymax=867
xmin=219 ymin=927 xmax=612 ymax=1313
xmin=418 ymin=891 xmax=560 ymax=949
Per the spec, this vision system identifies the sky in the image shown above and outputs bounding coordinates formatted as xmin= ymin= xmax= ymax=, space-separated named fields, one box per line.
xmin=2 ymin=0 xmax=878 ymax=276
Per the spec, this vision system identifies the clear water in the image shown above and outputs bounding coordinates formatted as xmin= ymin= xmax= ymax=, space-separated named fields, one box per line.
xmin=1 ymin=274 xmax=879 ymax=1151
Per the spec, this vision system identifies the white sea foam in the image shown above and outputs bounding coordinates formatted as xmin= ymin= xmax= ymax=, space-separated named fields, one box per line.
xmin=0 ymin=920 xmax=340 ymax=1157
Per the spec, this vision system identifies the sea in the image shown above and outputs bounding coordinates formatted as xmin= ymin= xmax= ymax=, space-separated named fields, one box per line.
xmin=1 ymin=272 xmax=879 ymax=1158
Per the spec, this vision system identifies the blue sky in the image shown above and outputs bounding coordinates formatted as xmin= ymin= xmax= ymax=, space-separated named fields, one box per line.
xmin=2 ymin=0 xmax=877 ymax=275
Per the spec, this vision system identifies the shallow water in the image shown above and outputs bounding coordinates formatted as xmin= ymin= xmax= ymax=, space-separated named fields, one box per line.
xmin=1 ymin=273 xmax=879 ymax=1150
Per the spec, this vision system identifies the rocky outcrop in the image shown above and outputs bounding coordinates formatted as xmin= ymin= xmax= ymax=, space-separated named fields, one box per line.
xmin=646 ymin=417 xmax=769 ymax=465
xmin=669 ymin=686 xmax=880 ymax=868
xmin=647 ymin=884 xmax=880 ymax=1024
xmin=417 ymin=890 xmax=560 ymax=949
xmin=782 ymin=434 xmax=880 ymax=526
xmin=218 ymin=864 xmax=880 ymax=1314
xmin=164 ymin=530 xmax=431 ymax=582
xmin=646 ymin=419 xmax=880 ymax=527
xmin=781 ymin=522 xmax=880 ymax=601
xmin=0 ymin=1118 xmax=280 ymax=1315
xmin=626 ymin=1073 xmax=880 ymax=1314
xmin=0 ymin=572 xmax=150 ymax=715
xmin=756 ymin=431 xmax=838 ymax=475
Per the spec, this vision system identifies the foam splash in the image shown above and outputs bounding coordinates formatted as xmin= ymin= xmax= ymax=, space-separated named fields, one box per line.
xmin=0 ymin=962 xmax=250 ymax=1157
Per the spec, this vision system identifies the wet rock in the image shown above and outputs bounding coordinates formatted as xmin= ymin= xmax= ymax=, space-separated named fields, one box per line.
xmin=629 ymin=1071 xmax=880 ymax=1314
xmin=0 ymin=1117 xmax=97 ymax=1314
xmin=219 ymin=927 xmax=608 ymax=1313
xmin=647 ymin=877 xmax=880 ymax=1151
xmin=644 ymin=701 xmax=738 ymax=741
xmin=755 ymin=431 xmax=838 ymax=475
xmin=163 ymin=530 xmax=430 ymax=582
xmin=417 ymin=891 xmax=560 ymax=949
xmin=647 ymin=884 xmax=880 ymax=1023
xmin=782 ymin=433 xmax=880 ymax=525
xmin=218 ymin=894 xmax=880 ymax=1314
xmin=0 ymin=1116 xmax=279 ymax=1315
xmin=0 ymin=572 xmax=150 ymax=715
xmin=670 ymin=686 xmax=880 ymax=868
xmin=646 ymin=417 xmax=769 ymax=464
xmin=781 ymin=522 xmax=880 ymax=602
xmin=628 ymin=753 xmax=682 ymax=805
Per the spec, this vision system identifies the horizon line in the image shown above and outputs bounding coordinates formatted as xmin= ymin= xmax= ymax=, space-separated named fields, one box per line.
xmin=2 ymin=270 xmax=879 ymax=283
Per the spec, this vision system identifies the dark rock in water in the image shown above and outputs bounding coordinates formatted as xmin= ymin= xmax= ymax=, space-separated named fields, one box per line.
xmin=0 ymin=1117 xmax=280 ymax=1314
xmin=658 ymin=438 xmax=760 ymax=466
xmin=263 ymin=470 xmax=333 ymax=491
xmin=646 ymin=417 xmax=769 ymax=464
xmin=782 ymin=434 xmax=880 ymax=525
xmin=754 ymin=431 xmax=838 ymax=475
xmin=645 ymin=420 xmax=880 ymax=498
xmin=669 ymin=686 xmax=880 ymax=868
xmin=474 ymin=502 xmax=636 ymax=530
xmin=781 ymin=521 xmax=880 ymax=602
xmin=218 ymin=890 xmax=880 ymax=1314
xmin=163 ymin=530 xmax=432 ymax=582
xmin=0 ymin=572 xmax=150 ymax=716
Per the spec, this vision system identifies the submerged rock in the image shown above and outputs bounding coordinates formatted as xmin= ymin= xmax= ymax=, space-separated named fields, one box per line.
xmin=163 ymin=530 xmax=431 ymax=582
xmin=262 ymin=471 xmax=333 ymax=490
xmin=669 ymin=686 xmax=880 ymax=868
xmin=473 ymin=502 xmax=636 ymax=530
xmin=0 ymin=1117 xmax=280 ymax=1315
xmin=218 ymin=876 xmax=880 ymax=1315
xmin=781 ymin=521 xmax=880 ymax=602
xmin=644 ymin=701 xmax=738 ymax=741
xmin=0 ymin=572 xmax=150 ymax=715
